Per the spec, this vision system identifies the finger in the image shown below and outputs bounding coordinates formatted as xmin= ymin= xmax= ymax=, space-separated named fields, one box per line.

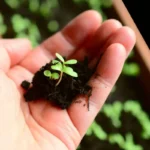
xmin=90 ymin=26 xmax=136 ymax=67
xmin=20 ymin=10 xmax=102 ymax=73
xmin=68 ymin=29 xmax=136 ymax=137
xmin=72 ymin=19 xmax=122 ymax=60
xmin=0 ymin=39 xmax=31 ymax=72
xmin=8 ymin=66 xmax=33 ymax=88
xmin=102 ymin=26 xmax=136 ymax=56
xmin=7 ymin=65 xmax=33 ymax=114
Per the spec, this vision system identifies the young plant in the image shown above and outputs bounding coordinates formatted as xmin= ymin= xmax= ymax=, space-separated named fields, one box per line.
xmin=51 ymin=53 xmax=78 ymax=86
xmin=43 ymin=70 xmax=60 ymax=80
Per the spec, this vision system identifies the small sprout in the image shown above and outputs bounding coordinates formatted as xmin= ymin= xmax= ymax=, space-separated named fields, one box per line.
xmin=52 ymin=59 xmax=59 ymax=64
xmin=64 ymin=59 xmax=77 ymax=65
xmin=51 ymin=53 xmax=78 ymax=86
xmin=44 ymin=70 xmax=51 ymax=77
xmin=44 ymin=70 xmax=59 ymax=80
xmin=51 ymin=62 xmax=62 ymax=71
xmin=51 ymin=72 xmax=59 ymax=79
xmin=56 ymin=53 xmax=64 ymax=62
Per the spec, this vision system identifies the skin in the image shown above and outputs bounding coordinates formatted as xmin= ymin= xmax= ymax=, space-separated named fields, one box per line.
xmin=0 ymin=10 xmax=136 ymax=150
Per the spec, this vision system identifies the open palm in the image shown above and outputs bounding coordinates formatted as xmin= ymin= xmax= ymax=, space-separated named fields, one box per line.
xmin=0 ymin=11 xmax=135 ymax=150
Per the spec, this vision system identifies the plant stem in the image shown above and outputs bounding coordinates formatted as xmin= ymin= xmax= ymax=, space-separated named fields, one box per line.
xmin=56 ymin=71 xmax=63 ymax=86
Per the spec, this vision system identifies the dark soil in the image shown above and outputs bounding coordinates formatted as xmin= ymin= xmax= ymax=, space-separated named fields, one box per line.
xmin=81 ymin=135 xmax=123 ymax=150
xmin=21 ymin=57 xmax=93 ymax=109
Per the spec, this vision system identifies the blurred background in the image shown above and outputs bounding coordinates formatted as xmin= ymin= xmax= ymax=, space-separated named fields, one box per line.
xmin=0 ymin=0 xmax=150 ymax=149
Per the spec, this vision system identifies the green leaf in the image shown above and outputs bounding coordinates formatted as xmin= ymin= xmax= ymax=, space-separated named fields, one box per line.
xmin=64 ymin=59 xmax=77 ymax=65
xmin=51 ymin=62 xmax=62 ymax=71
xmin=29 ymin=0 xmax=40 ymax=13
xmin=11 ymin=14 xmax=30 ymax=33
xmin=0 ymin=13 xmax=7 ymax=35
xmin=51 ymin=73 xmax=60 ymax=79
xmin=124 ymin=133 xmax=143 ymax=150
xmin=52 ymin=60 xmax=59 ymax=64
xmin=63 ymin=66 xmax=78 ymax=77
xmin=108 ymin=133 xmax=124 ymax=146
xmin=28 ymin=23 xmax=41 ymax=41
xmin=123 ymin=100 xmax=150 ymax=139
xmin=44 ymin=70 xmax=51 ymax=77
xmin=101 ymin=0 xmax=112 ymax=8
xmin=39 ymin=0 xmax=52 ymax=18
xmin=0 ymin=25 xmax=7 ymax=35
xmin=122 ymin=62 xmax=140 ymax=76
xmin=86 ymin=121 xmax=107 ymax=140
xmin=56 ymin=53 xmax=64 ymax=62
xmin=86 ymin=126 xmax=93 ymax=136
xmin=28 ymin=23 xmax=41 ymax=47
xmin=92 ymin=121 xmax=107 ymax=140
xmin=102 ymin=101 xmax=123 ymax=128
xmin=48 ymin=20 xmax=59 ymax=32
xmin=5 ymin=0 xmax=22 ymax=9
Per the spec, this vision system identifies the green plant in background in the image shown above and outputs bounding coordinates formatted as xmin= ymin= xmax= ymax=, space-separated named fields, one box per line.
xmin=86 ymin=121 xmax=107 ymax=140
xmin=102 ymin=101 xmax=123 ymax=128
xmin=79 ymin=100 xmax=150 ymax=150
xmin=0 ymin=13 xmax=7 ymax=35
xmin=73 ymin=0 xmax=112 ymax=20
xmin=0 ymin=0 xmax=113 ymax=47
xmin=122 ymin=62 xmax=140 ymax=77
xmin=0 ymin=1 xmax=146 ymax=150
xmin=122 ymin=50 xmax=140 ymax=77
xmin=5 ymin=0 xmax=23 ymax=9
xmin=11 ymin=14 xmax=41 ymax=47
xmin=124 ymin=101 xmax=150 ymax=139
xmin=1 ymin=0 xmax=60 ymax=47
xmin=43 ymin=53 xmax=78 ymax=85
xmin=47 ymin=20 xmax=59 ymax=32
xmin=39 ymin=0 xmax=59 ymax=18
xmin=29 ymin=0 xmax=40 ymax=13
xmin=109 ymin=133 xmax=143 ymax=150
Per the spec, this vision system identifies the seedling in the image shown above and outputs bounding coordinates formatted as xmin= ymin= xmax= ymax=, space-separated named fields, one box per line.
xmin=22 ymin=53 xmax=92 ymax=110
xmin=44 ymin=53 xmax=78 ymax=86
xmin=44 ymin=70 xmax=59 ymax=79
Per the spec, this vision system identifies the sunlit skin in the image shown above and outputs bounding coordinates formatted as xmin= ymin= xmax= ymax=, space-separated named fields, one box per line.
xmin=0 ymin=10 xmax=135 ymax=150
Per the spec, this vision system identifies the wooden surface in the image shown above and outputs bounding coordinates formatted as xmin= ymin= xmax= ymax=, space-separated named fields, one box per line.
xmin=112 ymin=0 xmax=150 ymax=107
xmin=112 ymin=0 xmax=150 ymax=72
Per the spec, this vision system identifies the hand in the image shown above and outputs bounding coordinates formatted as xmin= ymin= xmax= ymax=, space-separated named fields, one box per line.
xmin=0 ymin=10 xmax=135 ymax=150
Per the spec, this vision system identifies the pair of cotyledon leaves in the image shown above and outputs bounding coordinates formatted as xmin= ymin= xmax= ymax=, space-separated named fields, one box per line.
xmin=44 ymin=53 xmax=78 ymax=79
